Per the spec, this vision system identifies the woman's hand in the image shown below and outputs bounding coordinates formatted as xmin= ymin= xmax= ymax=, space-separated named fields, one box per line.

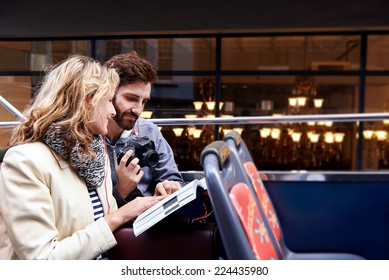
xmin=105 ymin=195 xmax=165 ymax=231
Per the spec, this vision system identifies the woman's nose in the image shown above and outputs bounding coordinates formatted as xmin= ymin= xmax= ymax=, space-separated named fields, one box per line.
xmin=110 ymin=103 xmax=116 ymax=117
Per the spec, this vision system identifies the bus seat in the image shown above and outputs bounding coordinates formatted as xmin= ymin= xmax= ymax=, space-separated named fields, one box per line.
xmin=224 ymin=131 xmax=282 ymax=242
xmin=223 ymin=130 xmax=365 ymax=260
xmin=200 ymin=141 xmax=281 ymax=260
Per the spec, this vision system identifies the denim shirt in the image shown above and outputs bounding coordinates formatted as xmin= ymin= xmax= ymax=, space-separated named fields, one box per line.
xmin=105 ymin=118 xmax=185 ymax=207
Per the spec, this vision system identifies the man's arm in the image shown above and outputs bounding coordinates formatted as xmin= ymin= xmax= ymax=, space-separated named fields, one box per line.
xmin=138 ymin=119 xmax=185 ymax=193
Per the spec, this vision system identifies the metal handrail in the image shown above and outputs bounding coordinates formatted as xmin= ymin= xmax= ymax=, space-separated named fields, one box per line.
xmin=148 ymin=112 xmax=389 ymax=126
xmin=0 ymin=121 xmax=20 ymax=129
xmin=0 ymin=95 xmax=26 ymax=121
xmin=1 ymin=94 xmax=389 ymax=128
xmin=1 ymin=113 xmax=389 ymax=129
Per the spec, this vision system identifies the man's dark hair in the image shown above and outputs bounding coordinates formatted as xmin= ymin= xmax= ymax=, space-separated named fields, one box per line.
xmin=104 ymin=51 xmax=157 ymax=87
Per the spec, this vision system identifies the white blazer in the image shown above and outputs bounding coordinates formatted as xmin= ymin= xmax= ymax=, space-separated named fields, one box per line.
xmin=0 ymin=141 xmax=118 ymax=259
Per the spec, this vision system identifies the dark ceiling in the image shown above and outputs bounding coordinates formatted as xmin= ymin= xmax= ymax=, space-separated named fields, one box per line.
xmin=1 ymin=0 xmax=389 ymax=38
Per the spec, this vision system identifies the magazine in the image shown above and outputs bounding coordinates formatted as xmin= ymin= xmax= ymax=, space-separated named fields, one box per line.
xmin=133 ymin=178 xmax=208 ymax=236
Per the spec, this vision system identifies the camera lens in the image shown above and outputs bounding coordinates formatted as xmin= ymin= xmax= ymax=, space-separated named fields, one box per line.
xmin=143 ymin=150 xmax=159 ymax=168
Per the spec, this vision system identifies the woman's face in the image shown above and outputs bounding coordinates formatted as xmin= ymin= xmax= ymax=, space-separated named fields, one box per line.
xmin=90 ymin=93 xmax=116 ymax=135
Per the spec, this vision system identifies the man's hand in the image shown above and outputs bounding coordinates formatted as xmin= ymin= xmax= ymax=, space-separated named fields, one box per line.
xmin=116 ymin=149 xmax=144 ymax=198
xmin=154 ymin=180 xmax=181 ymax=196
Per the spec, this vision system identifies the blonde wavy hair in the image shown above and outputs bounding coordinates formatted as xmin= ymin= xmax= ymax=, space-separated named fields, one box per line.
xmin=9 ymin=55 xmax=119 ymax=157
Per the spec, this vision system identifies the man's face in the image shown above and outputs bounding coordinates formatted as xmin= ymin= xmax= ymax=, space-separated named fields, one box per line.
xmin=112 ymin=82 xmax=151 ymax=130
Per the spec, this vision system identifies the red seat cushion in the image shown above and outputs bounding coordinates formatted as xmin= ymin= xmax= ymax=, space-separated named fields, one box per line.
xmin=229 ymin=182 xmax=279 ymax=260
xmin=243 ymin=162 xmax=282 ymax=242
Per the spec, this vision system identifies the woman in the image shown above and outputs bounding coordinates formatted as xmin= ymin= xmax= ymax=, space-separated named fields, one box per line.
xmin=0 ymin=55 xmax=163 ymax=259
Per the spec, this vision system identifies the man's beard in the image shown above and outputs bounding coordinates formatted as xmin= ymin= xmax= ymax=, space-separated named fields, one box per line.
xmin=113 ymin=103 xmax=138 ymax=131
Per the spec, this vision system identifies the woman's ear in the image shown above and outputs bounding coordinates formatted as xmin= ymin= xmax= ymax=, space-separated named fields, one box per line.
xmin=85 ymin=97 xmax=91 ymax=105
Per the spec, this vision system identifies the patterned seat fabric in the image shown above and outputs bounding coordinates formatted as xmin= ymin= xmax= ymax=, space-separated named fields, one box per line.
xmin=229 ymin=182 xmax=279 ymax=260
xmin=223 ymin=130 xmax=365 ymax=260
xmin=243 ymin=161 xmax=282 ymax=242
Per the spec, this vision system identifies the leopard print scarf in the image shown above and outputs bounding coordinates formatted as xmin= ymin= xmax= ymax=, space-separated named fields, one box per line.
xmin=43 ymin=123 xmax=106 ymax=191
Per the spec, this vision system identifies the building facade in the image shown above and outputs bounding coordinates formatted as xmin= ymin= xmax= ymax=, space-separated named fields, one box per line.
xmin=1 ymin=1 xmax=389 ymax=171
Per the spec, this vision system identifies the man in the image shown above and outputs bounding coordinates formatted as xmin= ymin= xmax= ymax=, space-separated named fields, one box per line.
xmin=104 ymin=52 xmax=184 ymax=207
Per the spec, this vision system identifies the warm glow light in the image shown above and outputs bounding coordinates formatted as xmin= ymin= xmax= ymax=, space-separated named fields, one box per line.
xmin=334 ymin=132 xmax=345 ymax=143
xmin=193 ymin=101 xmax=203 ymax=110
xmin=325 ymin=121 xmax=333 ymax=127
xmin=205 ymin=101 xmax=216 ymax=111
xmin=219 ymin=102 xmax=224 ymax=110
xmin=363 ymin=130 xmax=374 ymax=139
xmin=185 ymin=114 xmax=197 ymax=119
xmin=297 ymin=97 xmax=307 ymax=106
xmin=324 ymin=132 xmax=334 ymax=144
xmin=271 ymin=128 xmax=281 ymax=139
xmin=140 ymin=111 xmax=153 ymax=118
xmin=291 ymin=132 xmax=302 ymax=142
xmin=307 ymin=121 xmax=316 ymax=126
xmin=260 ymin=128 xmax=271 ymax=138
xmin=157 ymin=126 xmax=163 ymax=131
xmin=187 ymin=126 xmax=196 ymax=135
xmin=193 ymin=129 xmax=203 ymax=139
xmin=309 ymin=133 xmax=320 ymax=143
xmin=233 ymin=127 xmax=244 ymax=134
xmin=172 ymin=127 xmax=184 ymax=137
xmin=375 ymin=130 xmax=388 ymax=141
xmin=313 ymin=99 xmax=324 ymax=108
xmin=223 ymin=129 xmax=233 ymax=135
xmin=288 ymin=98 xmax=297 ymax=107
xmin=383 ymin=120 xmax=389 ymax=125
xmin=221 ymin=114 xmax=234 ymax=118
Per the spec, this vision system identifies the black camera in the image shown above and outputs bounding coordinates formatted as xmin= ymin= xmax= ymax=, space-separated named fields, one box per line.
xmin=117 ymin=136 xmax=159 ymax=168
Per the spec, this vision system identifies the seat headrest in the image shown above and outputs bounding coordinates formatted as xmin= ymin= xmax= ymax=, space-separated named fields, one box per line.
xmin=223 ymin=130 xmax=242 ymax=147
xmin=200 ymin=141 xmax=230 ymax=170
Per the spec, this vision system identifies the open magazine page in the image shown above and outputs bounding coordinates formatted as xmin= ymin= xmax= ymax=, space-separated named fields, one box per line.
xmin=133 ymin=178 xmax=207 ymax=236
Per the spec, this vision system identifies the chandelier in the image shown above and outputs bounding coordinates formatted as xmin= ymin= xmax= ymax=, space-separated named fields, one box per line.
xmin=288 ymin=76 xmax=323 ymax=115
xmin=157 ymin=78 xmax=235 ymax=170
xmin=362 ymin=100 xmax=389 ymax=169
xmin=171 ymin=77 xmax=242 ymax=139
xmin=257 ymin=76 xmax=346 ymax=170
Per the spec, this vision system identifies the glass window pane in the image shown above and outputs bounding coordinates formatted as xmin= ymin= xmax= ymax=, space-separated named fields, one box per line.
xmin=147 ymin=75 xmax=216 ymax=170
xmin=220 ymin=75 xmax=359 ymax=116
xmin=95 ymin=38 xmax=216 ymax=71
xmin=221 ymin=35 xmax=360 ymax=71
xmin=0 ymin=42 xmax=32 ymax=71
xmin=367 ymin=35 xmax=389 ymax=70
xmin=361 ymin=121 xmax=389 ymax=170
xmin=147 ymin=75 xmax=217 ymax=118
xmin=220 ymin=75 xmax=359 ymax=171
xmin=365 ymin=76 xmax=389 ymax=112
xmin=0 ymin=41 xmax=90 ymax=71
xmin=363 ymin=76 xmax=389 ymax=170
xmin=30 ymin=41 xmax=91 ymax=71
xmin=219 ymin=121 xmax=355 ymax=171
xmin=0 ymin=76 xmax=32 ymax=146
